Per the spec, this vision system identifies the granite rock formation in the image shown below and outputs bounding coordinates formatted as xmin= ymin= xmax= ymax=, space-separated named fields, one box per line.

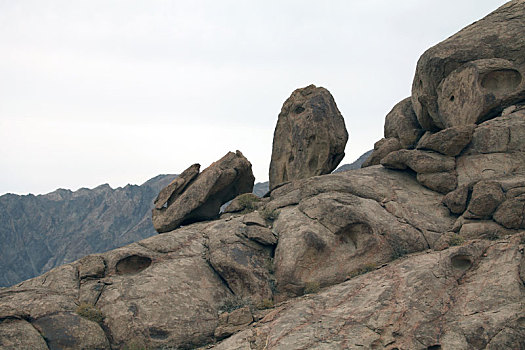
xmin=0 ymin=174 xmax=176 ymax=287
xmin=152 ymin=151 xmax=255 ymax=233
xmin=269 ymin=84 xmax=348 ymax=190
xmin=1 ymin=1 xmax=525 ymax=349
xmin=1 ymin=162 xmax=522 ymax=349
xmin=411 ymin=0 xmax=525 ymax=131
xmin=205 ymin=236 xmax=525 ymax=350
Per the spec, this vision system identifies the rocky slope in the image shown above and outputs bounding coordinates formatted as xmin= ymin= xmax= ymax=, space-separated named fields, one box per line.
xmin=1 ymin=1 xmax=524 ymax=349
xmin=0 ymin=174 xmax=176 ymax=287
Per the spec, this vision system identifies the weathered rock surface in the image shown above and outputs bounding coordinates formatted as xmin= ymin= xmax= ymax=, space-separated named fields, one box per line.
xmin=0 ymin=223 xmax=235 ymax=349
xmin=465 ymin=180 xmax=504 ymax=218
xmin=1 ymin=166 xmax=523 ymax=349
xmin=361 ymin=137 xmax=401 ymax=168
xmin=214 ymin=307 xmax=253 ymax=339
xmin=384 ymin=97 xmax=424 ymax=148
xmin=205 ymin=217 xmax=274 ymax=303
xmin=0 ymin=173 xmax=177 ymax=287
xmin=2 ymin=3 xmax=525 ymax=349
xmin=412 ymin=0 xmax=525 ymax=130
xmin=266 ymin=166 xmax=453 ymax=298
xmin=381 ymin=149 xmax=455 ymax=173
xmin=153 ymin=163 xmax=200 ymax=210
xmin=0 ymin=318 xmax=49 ymax=350
xmin=269 ymin=85 xmax=348 ymax=190
xmin=437 ymin=58 xmax=525 ymax=128
xmin=152 ymin=151 xmax=255 ymax=233
xmin=417 ymin=124 xmax=476 ymax=156
xmin=206 ymin=236 xmax=525 ymax=350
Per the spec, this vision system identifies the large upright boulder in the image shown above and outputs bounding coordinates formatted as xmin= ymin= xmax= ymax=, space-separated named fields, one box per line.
xmin=269 ymin=85 xmax=348 ymax=191
xmin=412 ymin=0 xmax=525 ymax=131
xmin=152 ymin=151 xmax=255 ymax=233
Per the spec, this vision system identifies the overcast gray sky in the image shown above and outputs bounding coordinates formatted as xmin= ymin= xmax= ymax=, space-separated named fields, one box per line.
xmin=0 ymin=0 xmax=509 ymax=195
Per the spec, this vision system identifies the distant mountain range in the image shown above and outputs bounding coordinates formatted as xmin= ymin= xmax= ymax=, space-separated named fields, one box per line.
xmin=0 ymin=151 xmax=371 ymax=287
xmin=0 ymin=174 xmax=176 ymax=287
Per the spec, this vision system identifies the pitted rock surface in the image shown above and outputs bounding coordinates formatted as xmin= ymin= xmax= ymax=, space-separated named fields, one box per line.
xmin=205 ymin=237 xmax=525 ymax=350
xmin=2 ymin=3 xmax=525 ymax=349
xmin=269 ymin=84 xmax=348 ymax=190
xmin=412 ymin=0 xmax=525 ymax=130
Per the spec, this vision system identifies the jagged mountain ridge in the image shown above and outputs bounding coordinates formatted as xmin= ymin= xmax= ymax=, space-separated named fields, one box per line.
xmin=0 ymin=174 xmax=176 ymax=287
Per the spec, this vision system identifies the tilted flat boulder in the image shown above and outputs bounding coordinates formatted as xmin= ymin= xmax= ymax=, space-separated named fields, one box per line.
xmin=152 ymin=151 xmax=255 ymax=233
xmin=153 ymin=163 xmax=200 ymax=210
xmin=269 ymin=84 xmax=348 ymax=190
xmin=412 ymin=0 xmax=525 ymax=130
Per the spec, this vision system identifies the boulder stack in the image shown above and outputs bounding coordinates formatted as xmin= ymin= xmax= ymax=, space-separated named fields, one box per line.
xmin=269 ymin=85 xmax=348 ymax=191
xmin=361 ymin=0 xmax=525 ymax=240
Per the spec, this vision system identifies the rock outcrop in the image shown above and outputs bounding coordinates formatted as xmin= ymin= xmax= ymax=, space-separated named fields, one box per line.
xmin=411 ymin=0 xmax=525 ymax=131
xmin=205 ymin=236 xmax=525 ymax=350
xmin=363 ymin=0 xmax=525 ymax=202
xmin=1 ymin=2 xmax=525 ymax=349
xmin=0 ymin=174 xmax=176 ymax=287
xmin=269 ymin=85 xmax=348 ymax=190
xmin=152 ymin=151 xmax=255 ymax=233
xmin=1 ymin=163 xmax=522 ymax=348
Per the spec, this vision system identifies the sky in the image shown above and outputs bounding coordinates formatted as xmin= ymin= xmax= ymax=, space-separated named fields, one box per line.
xmin=0 ymin=0 xmax=509 ymax=195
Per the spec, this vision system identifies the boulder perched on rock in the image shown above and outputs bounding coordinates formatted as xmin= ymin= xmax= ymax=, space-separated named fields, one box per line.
xmin=411 ymin=0 xmax=525 ymax=130
xmin=152 ymin=151 xmax=255 ymax=233
xmin=154 ymin=163 xmax=200 ymax=210
xmin=384 ymin=97 xmax=424 ymax=148
xmin=269 ymin=85 xmax=348 ymax=191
